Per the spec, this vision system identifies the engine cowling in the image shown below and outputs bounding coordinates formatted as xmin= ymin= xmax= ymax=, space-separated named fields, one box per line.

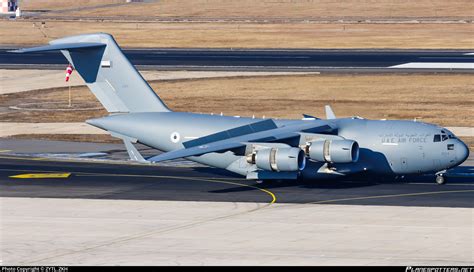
xmin=248 ymin=147 xmax=306 ymax=172
xmin=307 ymin=139 xmax=359 ymax=163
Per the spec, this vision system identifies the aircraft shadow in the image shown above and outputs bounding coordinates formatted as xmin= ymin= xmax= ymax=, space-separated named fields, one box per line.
xmin=193 ymin=164 xmax=473 ymax=194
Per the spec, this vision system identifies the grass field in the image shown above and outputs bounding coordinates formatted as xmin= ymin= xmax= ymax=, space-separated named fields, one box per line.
xmin=1 ymin=20 xmax=472 ymax=49
xmin=3 ymin=0 xmax=473 ymax=49
xmin=21 ymin=0 xmax=123 ymax=11
xmin=1 ymin=74 xmax=472 ymax=127
xmin=22 ymin=0 xmax=474 ymax=19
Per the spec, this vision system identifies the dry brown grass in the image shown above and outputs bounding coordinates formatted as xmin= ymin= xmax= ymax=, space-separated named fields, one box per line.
xmin=1 ymin=74 xmax=472 ymax=127
xmin=157 ymin=74 xmax=474 ymax=127
xmin=8 ymin=133 xmax=122 ymax=143
xmin=24 ymin=0 xmax=474 ymax=19
xmin=2 ymin=20 xmax=473 ymax=49
xmin=21 ymin=0 xmax=123 ymax=11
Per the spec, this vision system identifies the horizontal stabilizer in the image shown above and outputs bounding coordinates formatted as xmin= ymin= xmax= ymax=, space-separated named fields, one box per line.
xmin=11 ymin=43 xmax=106 ymax=53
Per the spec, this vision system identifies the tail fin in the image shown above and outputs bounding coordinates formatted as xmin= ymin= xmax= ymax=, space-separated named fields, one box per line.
xmin=13 ymin=33 xmax=170 ymax=113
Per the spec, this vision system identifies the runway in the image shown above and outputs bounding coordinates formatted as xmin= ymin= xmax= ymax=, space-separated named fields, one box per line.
xmin=1 ymin=154 xmax=473 ymax=208
xmin=1 ymin=48 xmax=473 ymax=72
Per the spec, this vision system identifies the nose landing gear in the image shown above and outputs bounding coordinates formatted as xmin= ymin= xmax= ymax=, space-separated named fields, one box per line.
xmin=435 ymin=170 xmax=447 ymax=185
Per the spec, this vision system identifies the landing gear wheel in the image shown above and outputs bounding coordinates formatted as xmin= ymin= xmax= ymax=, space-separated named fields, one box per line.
xmin=435 ymin=175 xmax=446 ymax=185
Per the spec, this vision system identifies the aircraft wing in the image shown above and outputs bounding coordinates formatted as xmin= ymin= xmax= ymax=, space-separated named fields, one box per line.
xmin=148 ymin=120 xmax=334 ymax=163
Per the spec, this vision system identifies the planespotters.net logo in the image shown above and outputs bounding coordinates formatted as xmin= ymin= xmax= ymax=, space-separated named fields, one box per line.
xmin=406 ymin=267 xmax=474 ymax=272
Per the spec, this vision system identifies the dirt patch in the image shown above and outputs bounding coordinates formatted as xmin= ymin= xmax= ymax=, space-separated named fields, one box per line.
xmin=0 ymin=74 xmax=472 ymax=127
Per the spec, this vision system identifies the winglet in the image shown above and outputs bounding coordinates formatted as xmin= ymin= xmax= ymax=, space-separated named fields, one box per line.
xmin=325 ymin=105 xmax=336 ymax=119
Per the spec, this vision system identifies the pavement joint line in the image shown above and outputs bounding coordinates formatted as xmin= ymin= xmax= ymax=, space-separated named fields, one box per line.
xmin=307 ymin=189 xmax=474 ymax=205
xmin=16 ymin=181 xmax=275 ymax=264
xmin=21 ymin=198 xmax=269 ymax=265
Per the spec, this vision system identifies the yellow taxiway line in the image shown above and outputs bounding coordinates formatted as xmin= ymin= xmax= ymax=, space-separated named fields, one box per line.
xmin=9 ymin=173 xmax=71 ymax=179
xmin=1 ymin=167 xmax=276 ymax=204
xmin=76 ymin=172 xmax=277 ymax=205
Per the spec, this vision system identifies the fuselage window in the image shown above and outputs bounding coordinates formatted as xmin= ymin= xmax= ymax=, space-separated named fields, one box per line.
xmin=447 ymin=144 xmax=454 ymax=150
xmin=433 ymin=134 xmax=441 ymax=142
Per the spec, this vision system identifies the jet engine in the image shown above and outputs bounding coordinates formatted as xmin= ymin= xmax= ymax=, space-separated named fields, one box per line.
xmin=304 ymin=139 xmax=359 ymax=163
xmin=247 ymin=147 xmax=306 ymax=172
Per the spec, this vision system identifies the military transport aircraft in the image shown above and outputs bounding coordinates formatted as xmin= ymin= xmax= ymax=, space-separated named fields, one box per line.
xmin=14 ymin=33 xmax=469 ymax=184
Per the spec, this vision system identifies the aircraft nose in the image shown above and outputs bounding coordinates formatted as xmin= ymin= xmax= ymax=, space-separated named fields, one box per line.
xmin=456 ymin=140 xmax=469 ymax=164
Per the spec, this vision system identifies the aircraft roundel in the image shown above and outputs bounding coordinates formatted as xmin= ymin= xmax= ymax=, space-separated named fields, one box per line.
xmin=170 ymin=132 xmax=180 ymax=143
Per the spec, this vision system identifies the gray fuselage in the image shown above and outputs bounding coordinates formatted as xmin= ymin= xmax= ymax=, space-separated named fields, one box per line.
xmin=88 ymin=112 xmax=469 ymax=180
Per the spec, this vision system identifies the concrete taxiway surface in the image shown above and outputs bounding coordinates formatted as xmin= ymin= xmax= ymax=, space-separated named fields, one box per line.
xmin=2 ymin=197 xmax=472 ymax=265
xmin=0 ymin=139 xmax=473 ymax=265
xmin=1 ymin=48 xmax=473 ymax=72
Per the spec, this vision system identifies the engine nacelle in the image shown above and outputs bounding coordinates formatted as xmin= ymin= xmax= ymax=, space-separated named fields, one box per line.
xmin=306 ymin=139 xmax=359 ymax=163
xmin=247 ymin=147 xmax=306 ymax=172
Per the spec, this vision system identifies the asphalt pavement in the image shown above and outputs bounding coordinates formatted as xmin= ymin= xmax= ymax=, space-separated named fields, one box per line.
xmin=1 ymin=48 xmax=473 ymax=72
xmin=1 ymin=154 xmax=472 ymax=207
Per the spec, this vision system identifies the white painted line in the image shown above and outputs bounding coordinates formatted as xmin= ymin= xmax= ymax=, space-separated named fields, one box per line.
xmin=389 ymin=62 xmax=474 ymax=69
xmin=408 ymin=183 xmax=474 ymax=186
xmin=463 ymin=53 xmax=474 ymax=55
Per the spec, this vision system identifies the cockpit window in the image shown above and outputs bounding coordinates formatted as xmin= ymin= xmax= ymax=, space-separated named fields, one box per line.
xmin=448 ymin=134 xmax=456 ymax=139
xmin=433 ymin=135 xmax=441 ymax=142
xmin=442 ymin=135 xmax=448 ymax=141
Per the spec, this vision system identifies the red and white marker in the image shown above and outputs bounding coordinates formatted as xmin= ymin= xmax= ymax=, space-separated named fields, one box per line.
xmin=65 ymin=64 xmax=74 ymax=82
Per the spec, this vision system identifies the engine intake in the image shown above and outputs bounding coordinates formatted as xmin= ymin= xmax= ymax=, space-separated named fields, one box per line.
xmin=247 ymin=147 xmax=306 ymax=172
xmin=306 ymin=139 xmax=359 ymax=163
